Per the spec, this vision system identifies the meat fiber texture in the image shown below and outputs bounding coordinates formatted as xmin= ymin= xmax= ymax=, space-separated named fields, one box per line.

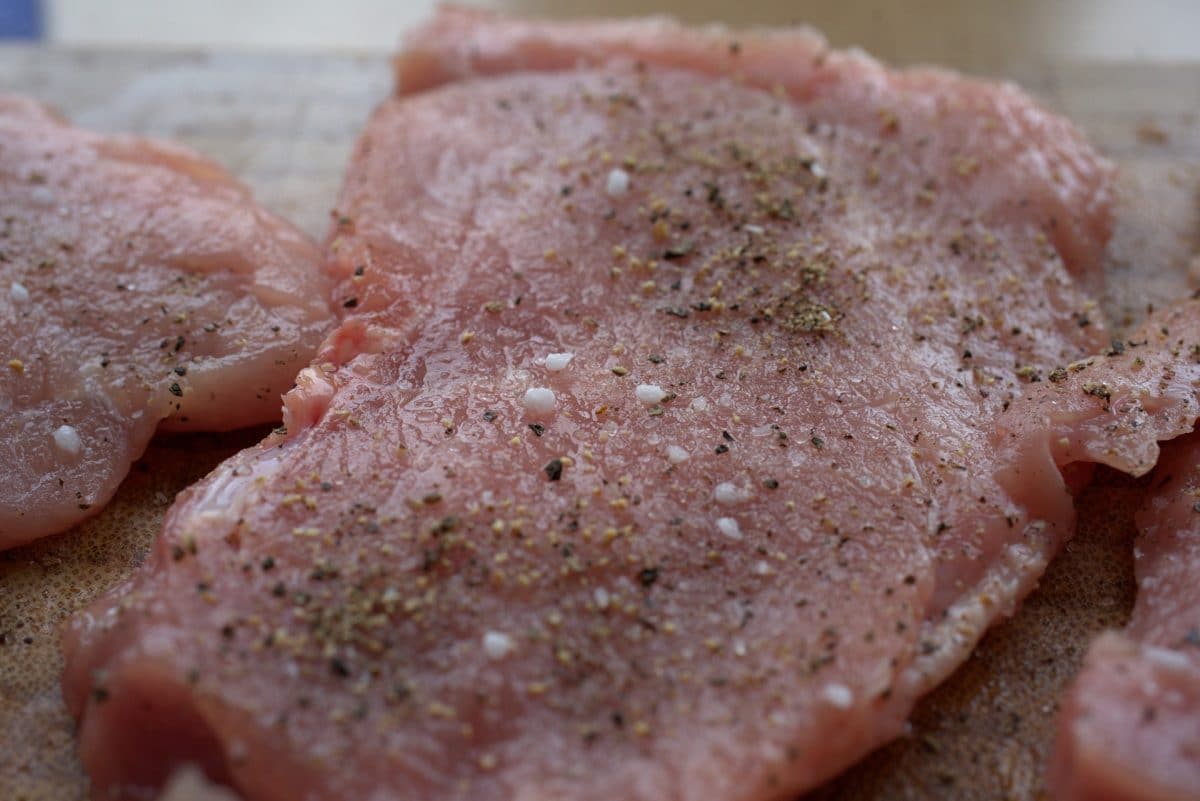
xmin=63 ymin=11 xmax=1117 ymax=801
xmin=1029 ymin=309 xmax=1200 ymax=801
xmin=0 ymin=93 xmax=331 ymax=548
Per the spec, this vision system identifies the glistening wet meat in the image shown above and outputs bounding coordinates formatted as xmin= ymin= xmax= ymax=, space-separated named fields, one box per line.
xmin=0 ymin=94 xmax=331 ymax=547
xmin=64 ymin=12 xmax=1113 ymax=801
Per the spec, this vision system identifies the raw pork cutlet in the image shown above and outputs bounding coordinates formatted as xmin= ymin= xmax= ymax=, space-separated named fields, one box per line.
xmin=988 ymin=299 xmax=1200 ymax=801
xmin=63 ymin=13 xmax=1112 ymax=801
xmin=0 ymin=94 xmax=331 ymax=547
xmin=395 ymin=8 xmax=1117 ymax=689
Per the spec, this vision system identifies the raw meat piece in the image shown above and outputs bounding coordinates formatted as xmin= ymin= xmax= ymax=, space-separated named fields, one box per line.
xmin=988 ymin=298 xmax=1200 ymax=801
xmin=0 ymin=94 xmax=331 ymax=547
xmin=64 ymin=12 xmax=1114 ymax=801
xmin=1050 ymin=448 xmax=1200 ymax=799
xmin=1051 ymin=633 xmax=1200 ymax=801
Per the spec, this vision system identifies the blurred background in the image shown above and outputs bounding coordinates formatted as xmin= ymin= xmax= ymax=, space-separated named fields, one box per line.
xmin=1 ymin=0 xmax=1199 ymax=76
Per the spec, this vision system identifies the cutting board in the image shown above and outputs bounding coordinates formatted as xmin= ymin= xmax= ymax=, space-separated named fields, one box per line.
xmin=0 ymin=49 xmax=1198 ymax=801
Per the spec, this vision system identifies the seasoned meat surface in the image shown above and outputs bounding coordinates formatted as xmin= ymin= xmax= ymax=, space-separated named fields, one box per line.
xmin=0 ymin=93 xmax=331 ymax=547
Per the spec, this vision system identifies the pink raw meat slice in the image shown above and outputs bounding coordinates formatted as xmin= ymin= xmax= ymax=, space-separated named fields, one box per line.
xmin=63 ymin=12 xmax=1113 ymax=801
xmin=0 ymin=94 xmax=331 ymax=547
xmin=988 ymin=299 xmax=1200 ymax=801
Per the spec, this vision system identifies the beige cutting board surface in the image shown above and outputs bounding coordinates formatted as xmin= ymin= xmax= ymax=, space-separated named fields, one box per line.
xmin=0 ymin=49 xmax=1198 ymax=801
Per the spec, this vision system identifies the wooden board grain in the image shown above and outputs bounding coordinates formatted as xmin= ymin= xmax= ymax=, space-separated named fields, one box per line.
xmin=0 ymin=49 xmax=1197 ymax=801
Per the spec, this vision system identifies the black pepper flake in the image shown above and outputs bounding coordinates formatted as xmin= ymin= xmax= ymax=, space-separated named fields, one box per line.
xmin=811 ymin=436 xmax=825 ymax=450
xmin=173 ymin=335 xmax=186 ymax=353
xmin=1082 ymin=383 xmax=1112 ymax=402
xmin=544 ymin=458 xmax=564 ymax=481
xmin=715 ymin=444 xmax=729 ymax=454
xmin=648 ymin=354 xmax=665 ymax=364
xmin=343 ymin=297 xmax=359 ymax=309
xmin=261 ymin=556 xmax=276 ymax=571
xmin=637 ymin=567 xmax=660 ymax=587
xmin=1048 ymin=367 xmax=1068 ymax=383
xmin=168 ymin=382 xmax=183 ymax=397
xmin=91 ymin=686 xmax=110 ymax=704
xmin=330 ymin=658 xmax=351 ymax=678
xmin=483 ymin=409 xmax=498 ymax=422
xmin=529 ymin=423 xmax=545 ymax=437
xmin=660 ymin=305 xmax=690 ymax=319
xmin=1192 ymin=502 xmax=1200 ymax=514
xmin=354 ymin=264 xmax=365 ymax=276
xmin=762 ymin=478 xmax=779 ymax=490
xmin=721 ymin=430 xmax=734 ymax=442
xmin=173 ymin=365 xmax=187 ymax=376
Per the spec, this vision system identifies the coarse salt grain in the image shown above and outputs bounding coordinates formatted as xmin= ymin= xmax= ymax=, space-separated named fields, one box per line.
xmin=666 ymin=445 xmax=690 ymax=463
xmin=522 ymin=387 xmax=556 ymax=413
xmin=635 ymin=383 xmax=667 ymax=404
xmin=10 ymin=282 xmax=29 ymax=303
xmin=593 ymin=587 xmax=611 ymax=610
xmin=53 ymin=424 xmax=82 ymax=456
xmin=482 ymin=631 xmax=517 ymax=660
xmin=545 ymin=352 xmax=573 ymax=371
xmin=30 ymin=186 xmax=53 ymax=205
xmin=716 ymin=517 xmax=742 ymax=540
xmin=714 ymin=482 xmax=747 ymax=504
xmin=822 ymin=683 xmax=854 ymax=709
xmin=690 ymin=396 xmax=708 ymax=412
xmin=605 ymin=168 xmax=630 ymax=197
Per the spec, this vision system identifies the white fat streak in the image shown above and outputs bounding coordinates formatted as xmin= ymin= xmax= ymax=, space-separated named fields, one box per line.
xmin=636 ymin=384 xmax=667 ymax=405
xmin=744 ymin=224 xmax=765 ymax=235
xmin=822 ymin=683 xmax=854 ymax=709
xmin=10 ymin=282 xmax=29 ymax=303
xmin=53 ymin=424 xmax=82 ymax=456
xmin=666 ymin=445 xmax=690 ymax=463
xmin=714 ymin=482 xmax=749 ymax=504
xmin=605 ymin=168 xmax=630 ymax=197
xmin=716 ymin=517 xmax=742 ymax=540
xmin=545 ymin=352 xmax=574 ymax=371
xmin=482 ymin=631 xmax=517 ymax=660
xmin=522 ymin=387 xmax=556 ymax=413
